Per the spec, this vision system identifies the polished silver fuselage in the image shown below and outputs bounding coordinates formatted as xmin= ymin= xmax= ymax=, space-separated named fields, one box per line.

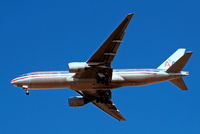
xmin=11 ymin=69 xmax=187 ymax=91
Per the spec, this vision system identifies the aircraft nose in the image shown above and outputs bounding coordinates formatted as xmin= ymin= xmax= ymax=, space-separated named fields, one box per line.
xmin=10 ymin=79 xmax=20 ymax=86
xmin=10 ymin=80 xmax=15 ymax=85
xmin=10 ymin=77 xmax=29 ymax=87
xmin=10 ymin=81 xmax=16 ymax=87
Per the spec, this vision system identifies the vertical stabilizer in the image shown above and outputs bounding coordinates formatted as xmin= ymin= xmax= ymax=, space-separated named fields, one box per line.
xmin=157 ymin=49 xmax=186 ymax=70
xmin=166 ymin=52 xmax=192 ymax=73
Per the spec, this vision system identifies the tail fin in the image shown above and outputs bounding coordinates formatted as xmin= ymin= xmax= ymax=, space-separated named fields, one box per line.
xmin=169 ymin=78 xmax=187 ymax=90
xmin=157 ymin=48 xmax=186 ymax=70
xmin=166 ymin=52 xmax=192 ymax=73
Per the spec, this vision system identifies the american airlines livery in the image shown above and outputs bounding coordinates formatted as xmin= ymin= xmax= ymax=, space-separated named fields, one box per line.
xmin=11 ymin=13 xmax=192 ymax=121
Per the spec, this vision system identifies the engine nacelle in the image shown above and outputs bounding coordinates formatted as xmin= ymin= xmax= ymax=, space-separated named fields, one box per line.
xmin=68 ymin=96 xmax=86 ymax=107
xmin=68 ymin=62 xmax=89 ymax=73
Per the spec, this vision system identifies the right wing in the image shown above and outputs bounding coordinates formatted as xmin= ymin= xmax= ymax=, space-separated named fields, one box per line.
xmin=76 ymin=90 xmax=126 ymax=121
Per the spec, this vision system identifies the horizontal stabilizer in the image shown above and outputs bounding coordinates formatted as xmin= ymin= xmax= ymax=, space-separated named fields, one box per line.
xmin=169 ymin=78 xmax=187 ymax=90
xmin=166 ymin=52 xmax=192 ymax=73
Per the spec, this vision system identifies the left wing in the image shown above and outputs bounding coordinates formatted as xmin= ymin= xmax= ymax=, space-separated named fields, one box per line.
xmin=73 ymin=13 xmax=134 ymax=81
xmin=76 ymin=90 xmax=126 ymax=121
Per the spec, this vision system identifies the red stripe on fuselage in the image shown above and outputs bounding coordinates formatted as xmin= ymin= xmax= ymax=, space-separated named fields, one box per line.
xmin=10 ymin=74 xmax=72 ymax=83
xmin=116 ymin=72 xmax=157 ymax=75
xmin=11 ymin=76 xmax=30 ymax=83
xmin=11 ymin=72 xmax=157 ymax=83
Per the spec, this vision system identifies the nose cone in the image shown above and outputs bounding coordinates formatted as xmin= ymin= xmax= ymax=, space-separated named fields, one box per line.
xmin=10 ymin=79 xmax=20 ymax=86
xmin=10 ymin=77 xmax=29 ymax=87
xmin=10 ymin=80 xmax=16 ymax=85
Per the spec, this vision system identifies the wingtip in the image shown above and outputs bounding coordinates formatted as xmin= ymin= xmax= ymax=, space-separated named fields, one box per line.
xmin=118 ymin=116 xmax=126 ymax=121
xmin=128 ymin=13 xmax=134 ymax=15
xmin=125 ymin=13 xmax=134 ymax=21
xmin=127 ymin=13 xmax=134 ymax=17
xmin=117 ymin=112 xmax=126 ymax=121
xmin=120 ymin=118 xmax=127 ymax=121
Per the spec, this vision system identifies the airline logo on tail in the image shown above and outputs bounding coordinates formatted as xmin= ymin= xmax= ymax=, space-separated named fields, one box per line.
xmin=164 ymin=60 xmax=170 ymax=67
xmin=164 ymin=59 xmax=175 ymax=67
xmin=157 ymin=48 xmax=186 ymax=70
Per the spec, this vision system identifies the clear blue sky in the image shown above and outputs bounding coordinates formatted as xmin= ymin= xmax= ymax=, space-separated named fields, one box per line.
xmin=1 ymin=0 xmax=200 ymax=133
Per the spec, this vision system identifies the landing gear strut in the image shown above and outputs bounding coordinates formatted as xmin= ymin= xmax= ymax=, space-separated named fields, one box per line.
xmin=22 ymin=85 xmax=29 ymax=95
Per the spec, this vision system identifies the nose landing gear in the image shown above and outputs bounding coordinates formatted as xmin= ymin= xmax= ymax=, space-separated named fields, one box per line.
xmin=22 ymin=85 xmax=29 ymax=95
xmin=25 ymin=90 xmax=29 ymax=95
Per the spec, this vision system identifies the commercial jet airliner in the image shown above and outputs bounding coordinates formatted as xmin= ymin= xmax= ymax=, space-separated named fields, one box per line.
xmin=10 ymin=13 xmax=192 ymax=121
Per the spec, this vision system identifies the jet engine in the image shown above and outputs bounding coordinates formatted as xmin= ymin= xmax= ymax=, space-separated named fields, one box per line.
xmin=68 ymin=96 xmax=87 ymax=107
xmin=68 ymin=62 xmax=89 ymax=73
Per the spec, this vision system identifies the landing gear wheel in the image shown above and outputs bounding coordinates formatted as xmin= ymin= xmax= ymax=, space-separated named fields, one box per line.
xmin=26 ymin=90 xmax=29 ymax=95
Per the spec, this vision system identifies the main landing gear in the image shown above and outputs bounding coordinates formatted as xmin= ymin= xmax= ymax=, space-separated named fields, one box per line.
xmin=22 ymin=85 xmax=29 ymax=95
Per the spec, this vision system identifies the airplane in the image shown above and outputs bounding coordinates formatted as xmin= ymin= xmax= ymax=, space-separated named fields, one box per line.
xmin=10 ymin=13 xmax=192 ymax=121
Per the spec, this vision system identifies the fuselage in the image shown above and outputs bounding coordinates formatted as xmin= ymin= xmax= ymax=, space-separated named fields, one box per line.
xmin=10 ymin=69 xmax=188 ymax=91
